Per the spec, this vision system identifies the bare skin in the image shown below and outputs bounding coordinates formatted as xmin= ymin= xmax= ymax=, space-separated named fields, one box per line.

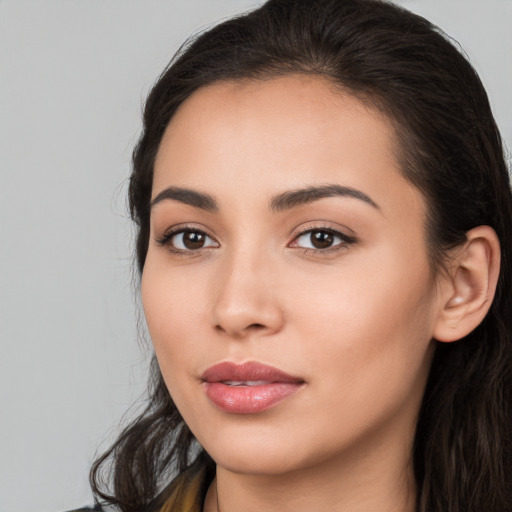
xmin=142 ymin=75 xmax=500 ymax=512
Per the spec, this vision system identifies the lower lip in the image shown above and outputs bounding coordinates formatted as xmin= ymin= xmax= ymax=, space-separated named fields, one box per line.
xmin=203 ymin=382 xmax=303 ymax=414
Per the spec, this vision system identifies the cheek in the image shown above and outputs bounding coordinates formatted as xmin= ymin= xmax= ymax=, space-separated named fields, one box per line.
xmin=141 ymin=259 xmax=207 ymax=379
xmin=287 ymin=245 xmax=436 ymax=402
xmin=141 ymin=265 xmax=213 ymax=436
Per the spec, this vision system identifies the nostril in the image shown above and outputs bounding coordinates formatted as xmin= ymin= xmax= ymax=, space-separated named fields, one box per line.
xmin=214 ymin=322 xmax=266 ymax=335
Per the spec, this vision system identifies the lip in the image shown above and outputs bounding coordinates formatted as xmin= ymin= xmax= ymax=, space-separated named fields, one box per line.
xmin=201 ymin=361 xmax=305 ymax=414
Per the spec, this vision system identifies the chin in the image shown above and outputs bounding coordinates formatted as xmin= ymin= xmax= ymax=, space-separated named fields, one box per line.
xmin=197 ymin=425 xmax=334 ymax=477
xmin=210 ymin=446 xmax=307 ymax=476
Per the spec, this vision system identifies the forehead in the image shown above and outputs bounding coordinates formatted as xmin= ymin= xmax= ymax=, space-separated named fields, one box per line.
xmin=153 ymin=75 xmax=424 ymax=222
xmin=156 ymin=75 xmax=396 ymax=168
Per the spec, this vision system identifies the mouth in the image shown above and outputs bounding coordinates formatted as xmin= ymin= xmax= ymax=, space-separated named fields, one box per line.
xmin=220 ymin=380 xmax=272 ymax=386
xmin=201 ymin=361 xmax=305 ymax=414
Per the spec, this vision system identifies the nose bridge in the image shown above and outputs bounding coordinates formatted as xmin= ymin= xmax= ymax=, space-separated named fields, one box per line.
xmin=211 ymin=242 xmax=283 ymax=337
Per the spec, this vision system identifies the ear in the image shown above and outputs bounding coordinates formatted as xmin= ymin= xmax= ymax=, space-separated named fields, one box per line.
xmin=433 ymin=226 xmax=500 ymax=343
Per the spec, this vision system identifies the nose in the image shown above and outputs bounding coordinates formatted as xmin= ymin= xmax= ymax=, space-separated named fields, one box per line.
xmin=210 ymin=251 xmax=284 ymax=339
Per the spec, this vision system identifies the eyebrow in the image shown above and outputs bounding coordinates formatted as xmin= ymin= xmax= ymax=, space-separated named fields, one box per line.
xmin=150 ymin=184 xmax=379 ymax=213
xmin=270 ymin=184 xmax=379 ymax=212
xmin=150 ymin=187 xmax=218 ymax=211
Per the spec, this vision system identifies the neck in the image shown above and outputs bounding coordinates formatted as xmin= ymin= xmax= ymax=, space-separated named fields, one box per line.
xmin=203 ymin=423 xmax=417 ymax=512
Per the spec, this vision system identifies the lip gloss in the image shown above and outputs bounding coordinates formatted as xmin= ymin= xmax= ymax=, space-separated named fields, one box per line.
xmin=201 ymin=361 xmax=304 ymax=414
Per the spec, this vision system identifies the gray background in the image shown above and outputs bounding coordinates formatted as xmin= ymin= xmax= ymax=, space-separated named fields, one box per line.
xmin=0 ymin=1 xmax=510 ymax=511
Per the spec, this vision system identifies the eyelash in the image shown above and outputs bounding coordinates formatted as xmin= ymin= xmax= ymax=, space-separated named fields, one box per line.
xmin=290 ymin=226 xmax=357 ymax=254
xmin=155 ymin=225 xmax=356 ymax=256
xmin=155 ymin=225 xmax=218 ymax=257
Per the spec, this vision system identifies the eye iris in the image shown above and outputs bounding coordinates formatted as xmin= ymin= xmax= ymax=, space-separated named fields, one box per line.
xmin=183 ymin=231 xmax=205 ymax=249
xmin=311 ymin=231 xmax=334 ymax=249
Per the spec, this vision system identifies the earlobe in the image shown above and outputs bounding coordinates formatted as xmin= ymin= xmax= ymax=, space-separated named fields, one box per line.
xmin=433 ymin=226 xmax=500 ymax=343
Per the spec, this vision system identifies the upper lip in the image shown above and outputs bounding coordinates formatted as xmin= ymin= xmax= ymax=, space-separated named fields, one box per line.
xmin=201 ymin=361 xmax=303 ymax=383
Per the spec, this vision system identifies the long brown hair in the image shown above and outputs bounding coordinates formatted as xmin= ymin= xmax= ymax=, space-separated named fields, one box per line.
xmin=91 ymin=1 xmax=512 ymax=510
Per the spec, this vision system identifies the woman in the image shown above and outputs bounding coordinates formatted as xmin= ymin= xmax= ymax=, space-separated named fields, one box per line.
xmin=85 ymin=0 xmax=512 ymax=511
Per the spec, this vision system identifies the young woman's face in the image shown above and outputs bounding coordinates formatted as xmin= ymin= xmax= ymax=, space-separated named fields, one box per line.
xmin=142 ymin=75 xmax=440 ymax=476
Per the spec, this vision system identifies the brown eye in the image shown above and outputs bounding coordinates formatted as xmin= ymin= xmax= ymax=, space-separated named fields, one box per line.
xmin=310 ymin=231 xmax=334 ymax=249
xmin=291 ymin=228 xmax=355 ymax=252
xmin=182 ymin=231 xmax=206 ymax=249
xmin=164 ymin=229 xmax=218 ymax=251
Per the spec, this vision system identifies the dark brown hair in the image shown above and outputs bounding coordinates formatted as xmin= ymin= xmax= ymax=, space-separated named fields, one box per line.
xmin=91 ymin=1 xmax=512 ymax=510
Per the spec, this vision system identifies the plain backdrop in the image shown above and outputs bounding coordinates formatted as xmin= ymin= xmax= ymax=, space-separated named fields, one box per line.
xmin=0 ymin=1 xmax=510 ymax=511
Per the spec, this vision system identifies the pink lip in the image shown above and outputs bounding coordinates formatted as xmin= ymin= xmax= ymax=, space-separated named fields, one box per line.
xmin=201 ymin=361 xmax=305 ymax=414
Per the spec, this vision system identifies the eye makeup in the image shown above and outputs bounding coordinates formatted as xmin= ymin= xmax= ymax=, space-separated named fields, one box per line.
xmin=289 ymin=225 xmax=357 ymax=255
xmin=154 ymin=221 xmax=357 ymax=258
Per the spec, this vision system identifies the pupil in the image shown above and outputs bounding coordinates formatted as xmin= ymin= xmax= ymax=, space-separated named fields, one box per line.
xmin=184 ymin=231 xmax=205 ymax=249
xmin=311 ymin=231 xmax=333 ymax=249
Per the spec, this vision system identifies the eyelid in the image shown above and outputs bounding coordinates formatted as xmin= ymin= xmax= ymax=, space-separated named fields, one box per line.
xmin=154 ymin=222 xmax=356 ymax=256
xmin=155 ymin=224 xmax=220 ymax=252
xmin=288 ymin=224 xmax=357 ymax=252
